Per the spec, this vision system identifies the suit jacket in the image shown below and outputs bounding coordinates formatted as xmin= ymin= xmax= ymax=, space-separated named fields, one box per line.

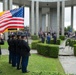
xmin=20 ymin=40 xmax=30 ymax=57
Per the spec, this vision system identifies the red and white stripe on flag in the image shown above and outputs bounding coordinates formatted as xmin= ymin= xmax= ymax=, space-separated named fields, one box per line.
xmin=0 ymin=10 xmax=24 ymax=33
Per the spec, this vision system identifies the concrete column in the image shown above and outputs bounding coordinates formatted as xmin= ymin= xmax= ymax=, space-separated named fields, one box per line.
xmin=71 ymin=6 xmax=74 ymax=32
xmin=29 ymin=7 xmax=31 ymax=33
xmin=31 ymin=1 xmax=35 ymax=35
xmin=39 ymin=8 xmax=42 ymax=31
xmin=36 ymin=1 xmax=39 ymax=35
xmin=3 ymin=0 xmax=8 ymax=40
xmin=62 ymin=0 xmax=65 ymax=36
xmin=42 ymin=14 xmax=46 ymax=32
xmin=3 ymin=0 xmax=8 ymax=11
xmin=46 ymin=13 xmax=48 ymax=32
xmin=48 ymin=13 xmax=51 ymax=32
xmin=57 ymin=1 xmax=60 ymax=38
xmin=8 ymin=0 xmax=12 ymax=10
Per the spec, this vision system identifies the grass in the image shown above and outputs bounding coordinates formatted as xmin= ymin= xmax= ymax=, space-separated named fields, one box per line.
xmin=0 ymin=54 xmax=65 ymax=75
xmin=1 ymin=41 xmax=8 ymax=49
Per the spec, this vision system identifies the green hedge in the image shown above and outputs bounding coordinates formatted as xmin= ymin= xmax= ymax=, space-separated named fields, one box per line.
xmin=66 ymin=39 xmax=76 ymax=47
xmin=65 ymin=39 xmax=71 ymax=46
xmin=37 ymin=43 xmax=59 ymax=58
xmin=46 ymin=39 xmax=61 ymax=45
xmin=31 ymin=35 xmax=39 ymax=40
xmin=50 ymin=39 xmax=61 ymax=45
xmin=74 ymin=44 xmax=76 ymax=56
xmin=59 ymin=35 xmax=65 ymax=40
xmin=31 ymin=40 xmax=41 ymax=49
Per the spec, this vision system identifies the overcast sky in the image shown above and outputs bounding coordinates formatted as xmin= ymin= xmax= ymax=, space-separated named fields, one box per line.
xmin=65 ymin=6 xmax=76 ymax=29
xmin=0 ymin=2 xmax=76 ymax=30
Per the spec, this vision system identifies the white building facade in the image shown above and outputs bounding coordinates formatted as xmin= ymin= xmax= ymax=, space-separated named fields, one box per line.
xmin=1 ymin=0 xmax=75 ymax=38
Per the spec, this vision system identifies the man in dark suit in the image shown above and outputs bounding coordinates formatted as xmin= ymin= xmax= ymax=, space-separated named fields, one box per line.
xmin=20 ymin=34 xmax=30 ymax=73
xmin=53 ymin=32 xmax=57 ymax=44
xmin=11 ymin=34 xmax=17 ymax=67
xmin=16 ymin=33 xmax=22 ymax=70
xmin=7 ymin=34 xmax=12 ymax=64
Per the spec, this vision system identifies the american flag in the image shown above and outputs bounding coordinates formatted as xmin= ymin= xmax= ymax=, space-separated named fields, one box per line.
xmin=0 ymin=7 xmax=24 ymax=33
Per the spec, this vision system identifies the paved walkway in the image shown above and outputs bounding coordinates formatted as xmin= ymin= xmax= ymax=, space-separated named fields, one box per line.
xmin=1 ymin=39 xmax=76 ymax=74
xmin=59 ymin=40 xmax=74 ymax=56
xmin=1 ymin=49 xmax=37 ymax=55
xmin=59 ymin=56 xmax=76 ymax=74
xmin=59 ymin=40 xmax=76 ymax=74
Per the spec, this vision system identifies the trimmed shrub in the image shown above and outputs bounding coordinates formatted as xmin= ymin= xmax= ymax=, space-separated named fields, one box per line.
xmin=65 ymin=39 xmax=71 ymax=46
xmin=51 ymin=39 xmax=61 ymax=45
xmin=59 ymin=35 xmax=65 ymax=40
xmin=31 ymin=35 xmax=39 ymax=40
xmin=48 ymin=45 xmax=59 ymax=58
xmin=46 ymin=39 xmax=61 ymax=45
xmin=66 ymin=39 xmax=76 ymax=47
xmin=57 ymin=39 xmax=61 ymax=45
xmin=70 ymin=40 xmax=75 ymax=47
xmin=74 ymin=44 xmax=76 ymax=56
xmin=31 ymin=40 xmax=41 ymax=49
xmin=37 ymin=43 xmax=59 ymax=58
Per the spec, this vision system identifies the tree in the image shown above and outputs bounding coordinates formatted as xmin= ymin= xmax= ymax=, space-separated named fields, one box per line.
xmin=64 ymin=26 xmax=73 ymax=32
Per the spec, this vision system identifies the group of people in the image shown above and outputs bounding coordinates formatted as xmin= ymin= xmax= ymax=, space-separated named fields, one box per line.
xmin=38 ymin=32 xmax=57 ymax=44
xmin=7 ymin=32 xmax=30 ymax=73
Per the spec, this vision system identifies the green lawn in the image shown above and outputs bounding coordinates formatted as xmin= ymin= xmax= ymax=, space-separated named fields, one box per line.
xmin=0 ymin=54 xmax=65 ymax=75
xmin=1 ymin=41 xmax=8 ymax=49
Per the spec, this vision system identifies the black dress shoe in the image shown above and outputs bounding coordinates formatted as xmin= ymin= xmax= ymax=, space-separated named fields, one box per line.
xmin=17 ymin=68 xmax=21 ymax=70
xmin=9 ymin=62 xmax=12 ymax=64
xmin=22 ymin=70 xmax=30 ymax=73
xmin=25 ymin=70 xmax=30 ymax=73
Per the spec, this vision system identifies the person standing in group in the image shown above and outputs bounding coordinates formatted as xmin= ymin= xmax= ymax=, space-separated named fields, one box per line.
xmin=46 ymin=32 xmax=51 ymax=44
xmin=53 ymin=32 xmax=57 ymax=44
xmin=7 ymin=34 xmax=12 ymax=64
xmin=20 ymin=34 xmax=30 ymax=73
xmin=11 ymin=34 xmax=17 ymax=67
xmin=41 ymin=33 xmax=45 ymax=43
xmin=16 ymin=33 xmax=22 ymax=70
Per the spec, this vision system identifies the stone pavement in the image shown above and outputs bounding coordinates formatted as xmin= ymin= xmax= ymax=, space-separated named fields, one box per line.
xmin=59 ymin=56 xmax=76 ymax=74
xmin=59 ymin=40 xmax=76 ymax=74
xmin=59 ymin=40 xmax=74 ymax=56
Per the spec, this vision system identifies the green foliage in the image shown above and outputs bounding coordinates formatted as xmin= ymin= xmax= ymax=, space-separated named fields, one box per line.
xmin=0 ymin=54 xmax=65 ymax=75
xmin=37 ymin=43 xmax=59 ymax=58
xmin=31 ymin=40 xmax=41 ymax=49
xmin=74 ymin=44 xmax=76 ymax=56
xmin=59 ymin=35 xmax=65 ymax=40
xmin=66 ymin=39 xmax=76 ymax=47
xmin=31 ymin=35 xmax=39 ymax=40
xmin=67 ymin=26 xmax=71 ymax=31
xmin=65 ymin=39 xmax=71 ymax=46
xmin=50 ymin=39 xmax=61 ymax=45
xmin=48 ymin=45 xmax=59 ymax=58
xmin=64 ymin=27 xmax=67 ymax=32
xmin=64 ymin=26 xmax=73 ymax=32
